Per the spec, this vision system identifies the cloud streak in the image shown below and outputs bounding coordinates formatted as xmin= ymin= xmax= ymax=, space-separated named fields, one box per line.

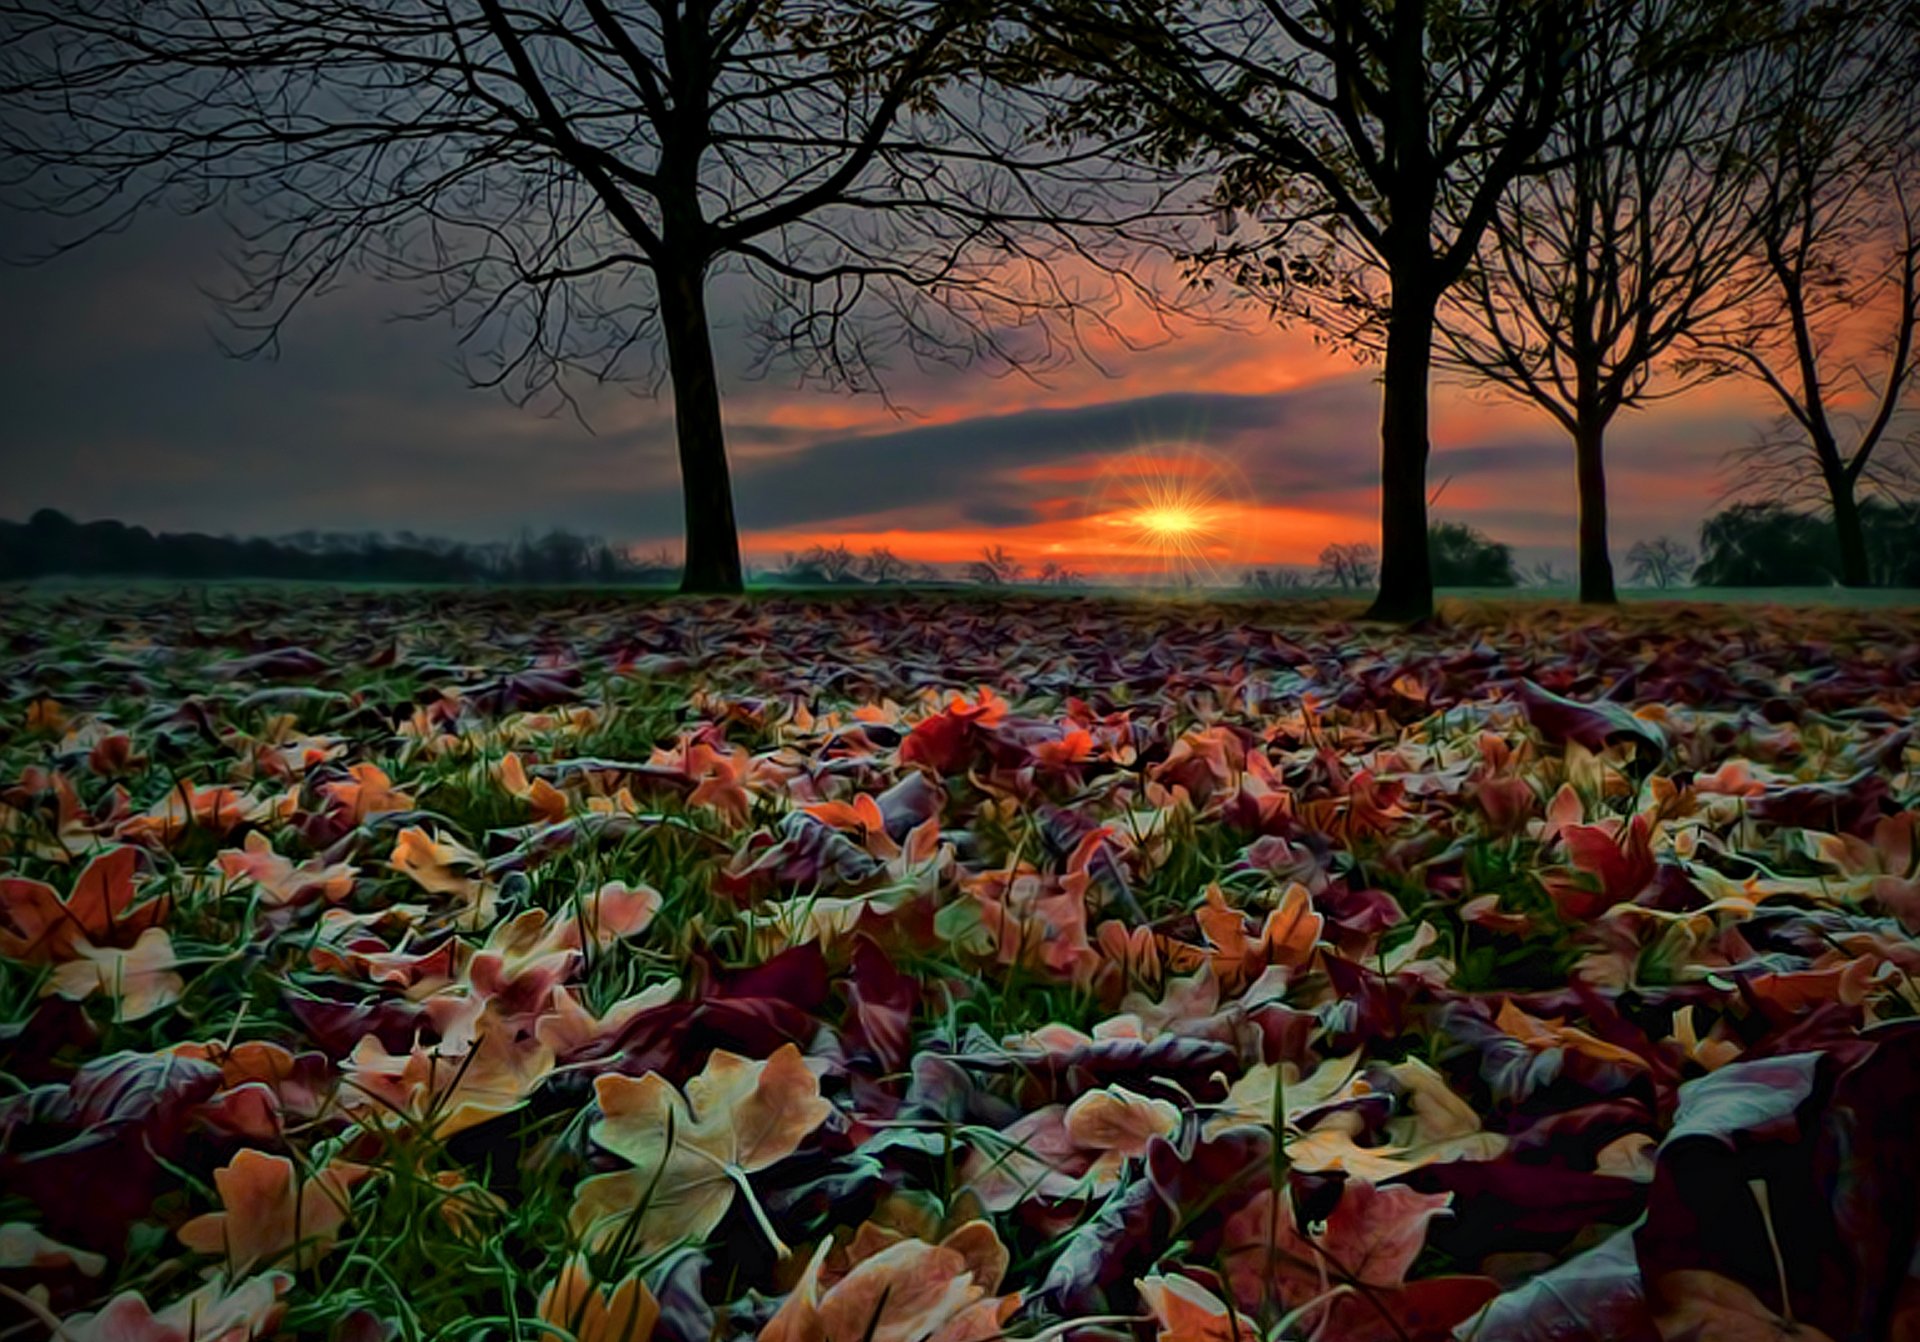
xmin=0 ymin=201 xmax=1776 ymax=573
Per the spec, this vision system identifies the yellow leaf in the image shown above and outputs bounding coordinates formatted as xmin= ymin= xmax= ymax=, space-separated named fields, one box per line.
xmin=574 ymin=1044 xmax=831 ymax=1255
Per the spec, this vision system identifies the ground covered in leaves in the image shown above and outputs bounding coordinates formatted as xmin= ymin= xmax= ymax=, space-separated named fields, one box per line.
xmin=2 ymin=588 xmax=1918 ymax=1342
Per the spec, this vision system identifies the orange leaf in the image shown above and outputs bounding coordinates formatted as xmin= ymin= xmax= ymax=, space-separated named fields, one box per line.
xmin=539 ymin=1256 xmax=661 ymax=1342
xmin=177 ymin=1149 xmax=366 ymax=1273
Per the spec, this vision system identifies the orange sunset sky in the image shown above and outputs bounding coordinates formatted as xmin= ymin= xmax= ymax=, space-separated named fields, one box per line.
xmin=0 ymin=209 xmax=1781 ymax=576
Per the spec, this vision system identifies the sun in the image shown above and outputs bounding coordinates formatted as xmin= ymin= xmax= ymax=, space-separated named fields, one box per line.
xmin=1124 ymin=481 xmax=1225 ymax=560
xmin=1138 ymin=506 xmax=1205 ymax=537
xmin=1081 ymin=445 xmax=1251 ymax=586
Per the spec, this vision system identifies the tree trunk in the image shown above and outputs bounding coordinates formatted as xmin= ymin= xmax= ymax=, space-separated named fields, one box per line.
xmin=1828 ymin=470 xmax=1871 ymax=587
xmin=1573 ymin=411 xmax=1616 ymax=603
xmin=658 ymin=262 xmax=744 ymax=595
xmin=1366 ymin=291 xmax=1437 ymax=622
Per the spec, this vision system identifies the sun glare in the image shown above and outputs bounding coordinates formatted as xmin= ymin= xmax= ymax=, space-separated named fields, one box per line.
xmin=1082 ymin=444 xmax=1251 ymax=585
xmin=1138 ymin=506 xmax=1204 ymax=537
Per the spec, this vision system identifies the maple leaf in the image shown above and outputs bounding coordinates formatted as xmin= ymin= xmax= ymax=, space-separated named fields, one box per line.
xmin=0 ymin=769 xmax=104 ymax=861
xmin=1206 ymin=1054 xmax=1502 ymax=1180
xmin=1813 ymin=811 xmax=1920 ymax=931
xmin=217 ymin=830 xmax=356 ymax=908
xmin=1065 ymin=1084 xmax=1182 ymax=1159
xmin=1221 ymin=1180 xmax=1452 ymax=1313
xmin=321 ymin=761 xmax=415 ymax=823
xmin=534 ymin=979 xmax=683 ymax=1057
xmin=177 ymin=1148 xmax=367 ymax=1273
xmin=499 ymin=753 xmax=571 ymax=825
xmin=342 ymin=1027 xmax=554 ymax=1138
xmin=572 ymin=1043 xmax=832 ymax=1256
xmin=1496 ymin=998 xmax=1649 ymax=1072
xmin=900 ymin=688 xmax=1008 ymax=775
xmin=46 ymin=927 xmax=184 ymax=1021
xmin=1205 ymin=1052 xmax=1371 ymax=1141
xmin=1546 ymin=816 xmax=1657 ymax=920
xmin=54 ymin=1272 xmax=292 ymax=1342
xmin=1138 ymin=1273 xmax=1257 ymax=1342
xmin=0 ymin=1222 xmax=107 ymax=1276
xmin=951 ymin=860 xmax=1100 ymax=984
xmin=539 ymin=1256 xmax=661 ymax=1342
xmin=168 ymin=1038 xmax=334 ymax=1120
xmin=569 ymin=880 xmax=662 ymax=947
xmin=1190 ymin=882 xmax=1323 ymax=988
xmin=0 ymin=846 xmax=165 ymax=963
xmin=761 ymin=1224 xmax=1017 ymax=1342
xmin=114 ymin=780 xmax=268 ymax=846
xmin=1649 ymin=1271 xmax=1837 ymax=1341
xmin=682 ymin=742 xmax=755 ymax=826
xmin=963 ymin=1086 xmax=1177 ymax=1209
xmin=388 ymin=826 xmax=495 ymax=926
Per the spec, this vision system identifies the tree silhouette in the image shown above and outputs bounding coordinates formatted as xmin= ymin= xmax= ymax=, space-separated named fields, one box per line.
xmin=0 ymin=0 xmax=1185 ymax=594
xmin=1316 ymin=543 xmax=1377 ymax=591
xmin=1689 ymin=6 xmax=1920 ymax=586
xmin=861 ymin=547 xmax=910 ymax=584
xmin=1625 ymin=536 xmax=1694 ymax=589
xmin=1438 ymin=0 xmax=1770 ymax=603
xmin=968 ymin=545 xmax=1024 ymax=585
xmin=1025 ymin=0 xmax=1591 ymax=620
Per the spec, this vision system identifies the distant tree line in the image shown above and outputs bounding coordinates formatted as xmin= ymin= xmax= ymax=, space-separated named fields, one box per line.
xmin=0 ymin=510 xmax=680 ymax=585
xmin=1247 ymin=500 xmax=1920 ymax=595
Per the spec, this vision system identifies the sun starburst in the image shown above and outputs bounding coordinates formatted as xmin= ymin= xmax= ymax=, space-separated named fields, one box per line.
xmin=1081 ymin=445 xmax=1249 ymax=587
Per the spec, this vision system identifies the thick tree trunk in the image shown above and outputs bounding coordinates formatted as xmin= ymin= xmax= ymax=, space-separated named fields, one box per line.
xmin=1366 ymin=292 xmax=1437 ymax=622
xmin=1828 ymin=470 xmax=1871 ymax=587
xmin=1573 ymin=411 xmax=1616 ymax=604
xmin=659 ymin=263 xmax=744 ymax=595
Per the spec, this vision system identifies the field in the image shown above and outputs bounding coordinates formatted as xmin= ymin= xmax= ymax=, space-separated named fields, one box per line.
xmin=2 ymin=587 xmax=1917 ymax=1341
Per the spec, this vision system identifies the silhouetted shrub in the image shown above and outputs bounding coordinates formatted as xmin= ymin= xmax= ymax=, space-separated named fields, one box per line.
xmin=1428 ymin=522 xmax=1518 ymax=587
xmin=1695 ymin=501 xmax=1920 ymax=586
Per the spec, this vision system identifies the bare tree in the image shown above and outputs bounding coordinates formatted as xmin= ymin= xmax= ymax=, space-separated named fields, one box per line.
xmin=1023 ymin=0 xmax=1591 ymax=620
xmin=861 ymin=546 xmax=910 ymax=584
xmin=1438 ymin=0 xmax=1770 ymax=604
xmin=1316 ymin=542 xmax=1377 ymax=590
xmin=0 ymin=0 xmax=1194 ymax=594
xmin=968 ymin=544 xmax=1024 ymax=585
xmin=1688 ymin=6 xmax=1920 ymax=586
xmin=807 ymin=542 xmax=858 ymax=584
xmin=1625 ymin=536 xmax=1694 ymax=588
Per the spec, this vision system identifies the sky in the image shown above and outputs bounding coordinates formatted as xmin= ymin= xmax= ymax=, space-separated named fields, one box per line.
xmin=0 ymin=201 xmax=1780 ymax=579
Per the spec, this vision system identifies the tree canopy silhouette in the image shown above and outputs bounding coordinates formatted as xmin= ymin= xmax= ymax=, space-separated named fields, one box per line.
xmin=1437 ymin=0 xmax=1771 ymax=604
xmin=0 ymin=0 xmax=1189 ymax=594
xmin=1021 ymin=0 xmax=1598 ymax=620
xmin=1689 ymin=4 xmax=1920 ymax=586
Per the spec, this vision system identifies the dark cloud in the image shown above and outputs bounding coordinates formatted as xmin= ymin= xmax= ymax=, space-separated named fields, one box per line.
xmin=724 ymin=378 xmax=1392 ymax=530
xmin=961 ymin=499 xmax=1039 ymax=526
xmin=0 ymin=198 xmax=1769 ymax=564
